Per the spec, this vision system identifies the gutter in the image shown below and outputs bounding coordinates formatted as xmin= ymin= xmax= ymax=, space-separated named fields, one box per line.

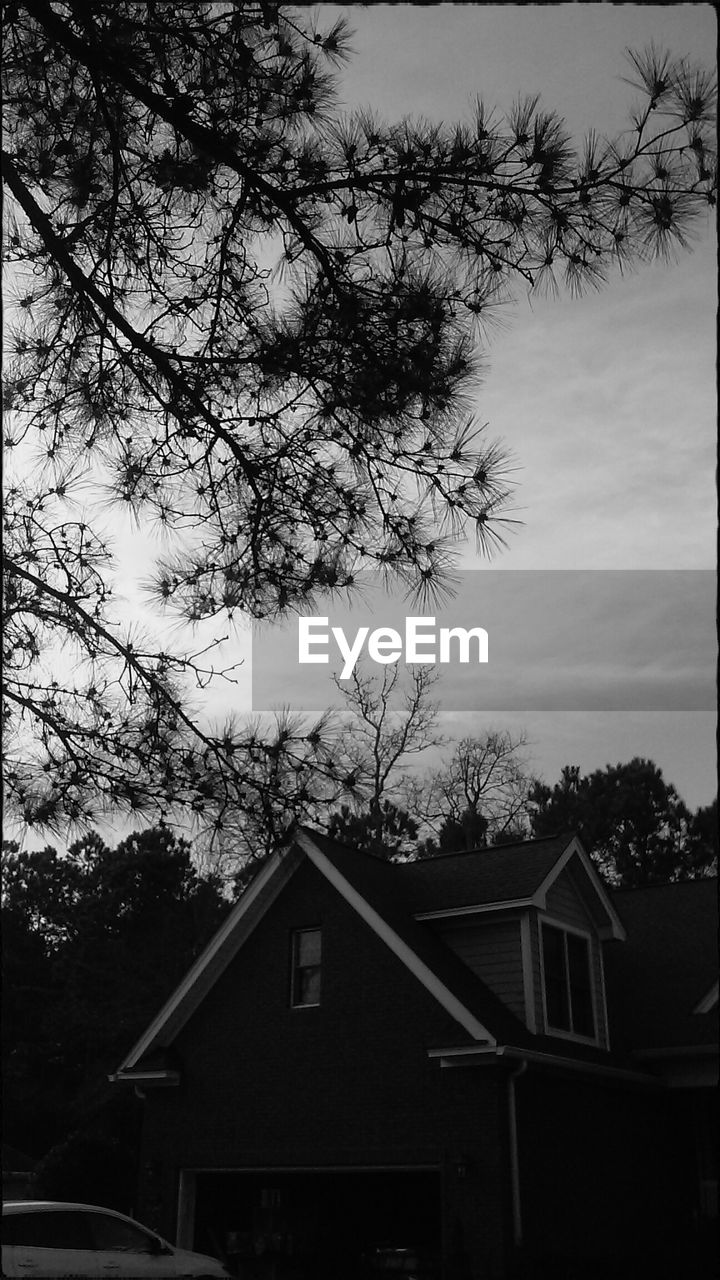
xmin=427 ymin=1043 xmax=661 ymax=1087
xmin=507 ymin=1059 xmax=527 ymax=1250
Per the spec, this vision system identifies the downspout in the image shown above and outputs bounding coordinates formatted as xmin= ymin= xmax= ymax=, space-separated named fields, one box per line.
xmin=507 ymin=1059 xmax=527 ymax=1250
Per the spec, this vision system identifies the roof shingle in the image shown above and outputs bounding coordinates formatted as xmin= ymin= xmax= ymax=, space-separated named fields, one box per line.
xmin=604 ymin=878 xmax=718 ymax=1053
xmin=398 ymin=833 xmax=575 ymax=912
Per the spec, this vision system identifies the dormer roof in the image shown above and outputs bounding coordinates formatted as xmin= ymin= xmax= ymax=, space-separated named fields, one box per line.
xmin=402 ymin=832 xmax=625 ymax=940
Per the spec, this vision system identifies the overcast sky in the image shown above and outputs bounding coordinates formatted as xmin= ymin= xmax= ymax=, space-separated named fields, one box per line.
xmin=258 ymin=4 xmax=717 ymax=806
xmin=113 ymin=4 xmax=717 ymax=810
xmin=324 ymin=3 xmax=717 ymax=576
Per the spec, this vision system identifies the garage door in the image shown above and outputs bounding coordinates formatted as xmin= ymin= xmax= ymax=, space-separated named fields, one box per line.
xmin=191 ymin=1168 xmax=442 ymax=1279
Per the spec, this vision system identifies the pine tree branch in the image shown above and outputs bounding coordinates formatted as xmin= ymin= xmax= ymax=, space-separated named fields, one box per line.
xmin=23 ymin=0 xmax=345 ymax=294
xmin=1 ymin=149 xmax=264 ymax=502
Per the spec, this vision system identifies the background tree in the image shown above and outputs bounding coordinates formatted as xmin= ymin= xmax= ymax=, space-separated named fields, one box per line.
xmin=687 ymin=797 xmax=718 ymax=870
xmin=202 ymin=668 xmax=528 ymax=871
xmin=327 ymin=664 xmax=441 ymax=845
xmin=1 ymin=826 xmax=228 ymax=1169
xmin=326 ymin=800 xmax=420 ymax=860
xmin=529 ymin=758 xmax=717 ymax=885
xmin=191 ymin=707 xmax=348 ymax=891
xmin=2 ymin=2 xmax=716 ymax=834
xmin=414 ymin=730 xmax=532 ymax=854
xmin=203 ymin=664 xmax=440 ymax=879
xmin=316 ymin=691 xmax=533 ymax=861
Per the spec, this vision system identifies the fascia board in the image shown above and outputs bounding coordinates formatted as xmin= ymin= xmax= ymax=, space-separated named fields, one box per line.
xmin=534 ymin=837 xmax=626 ymax=940
xmin=118 ymin=842 xmax=302 ymax=1072
xmin=296 ymin=831 xmax=496 ymax=1045
xmin=415 ymin=898 xmax=536 ymax=921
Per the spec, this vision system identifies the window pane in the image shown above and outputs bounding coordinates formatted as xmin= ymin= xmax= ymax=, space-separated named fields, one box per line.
xmin=542 ymin=924 xmax=570 ymax=1030
xmin=2 ymin=1211 xmax=93 ymax=1249
xmin=90 ymin=1213 xmax=155 ymax=1252
xmin=297 ymin=929 xmax=321 ymax=967
xmin=292 ymin=928 xmax=322 ymax=1006
xmin=299 ymin=965 xmax=321 ymax=1006
xmin=567 ymin=932 xmax=595 ymax=1038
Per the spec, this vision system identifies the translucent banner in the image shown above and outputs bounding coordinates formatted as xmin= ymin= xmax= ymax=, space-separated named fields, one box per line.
xmin=251 ymin=571 xmax=716 ymax=713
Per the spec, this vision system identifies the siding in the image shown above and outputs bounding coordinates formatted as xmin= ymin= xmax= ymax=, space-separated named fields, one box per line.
xmin=545 ymin=866 xmax=592 ymax=930
xmin=433 ymin=917 xmax=526 ymax=1023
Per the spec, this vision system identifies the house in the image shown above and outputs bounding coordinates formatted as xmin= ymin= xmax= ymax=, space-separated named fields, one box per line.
xmin=113 ymin=829 xmax=718 ymax=1279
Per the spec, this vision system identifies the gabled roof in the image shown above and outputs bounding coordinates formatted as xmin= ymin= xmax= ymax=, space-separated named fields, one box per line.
xmin=604 ymin=878 xmax=719 ymax=1054
xmin=403 ymin=833 xmax=571 ymax=909
xmin=116 ymin=826 xmax=542 ymax=1077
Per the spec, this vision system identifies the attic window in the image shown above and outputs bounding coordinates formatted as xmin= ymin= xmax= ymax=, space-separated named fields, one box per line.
xmin=541 ymin=923 xmax=595 ymax=1039
xmin=291 ymin=928 xmax=322 ymax=1007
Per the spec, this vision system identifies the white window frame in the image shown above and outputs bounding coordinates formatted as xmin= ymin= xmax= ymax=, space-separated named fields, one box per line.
xmin=290 ymin=926 xmax=322 ymax=1009
xmin=538 ymin=914 xmax=600 ymax=1046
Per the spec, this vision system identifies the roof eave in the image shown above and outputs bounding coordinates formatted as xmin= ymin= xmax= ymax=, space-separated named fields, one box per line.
xmin=427 ymin=1043 xmax=661 ymax=1087
xmin=415 ymin=897 xmax=536 ymax=922
xmin=109 ymin=1069 xmax=180 ymax=1087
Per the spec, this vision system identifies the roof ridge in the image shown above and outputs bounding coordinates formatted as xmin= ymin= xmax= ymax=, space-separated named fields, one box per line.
xmin=402 ymin=831 xmax=573 ymax=864
xmin=297 ymin=824 xmax=401 ymax=866
xmin=301 ymin=824 xmax=575 ymax=867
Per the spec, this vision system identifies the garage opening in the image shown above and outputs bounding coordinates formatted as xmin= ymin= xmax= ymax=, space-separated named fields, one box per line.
xmin=192 ymin=1168 xmax=442 ymax=1279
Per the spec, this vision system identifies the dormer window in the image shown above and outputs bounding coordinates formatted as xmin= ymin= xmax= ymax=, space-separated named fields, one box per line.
xmin=541 ymin=922 xmax=595 ymax=1040
xmin=291 ymin=928 xmax=322 ymax=1007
